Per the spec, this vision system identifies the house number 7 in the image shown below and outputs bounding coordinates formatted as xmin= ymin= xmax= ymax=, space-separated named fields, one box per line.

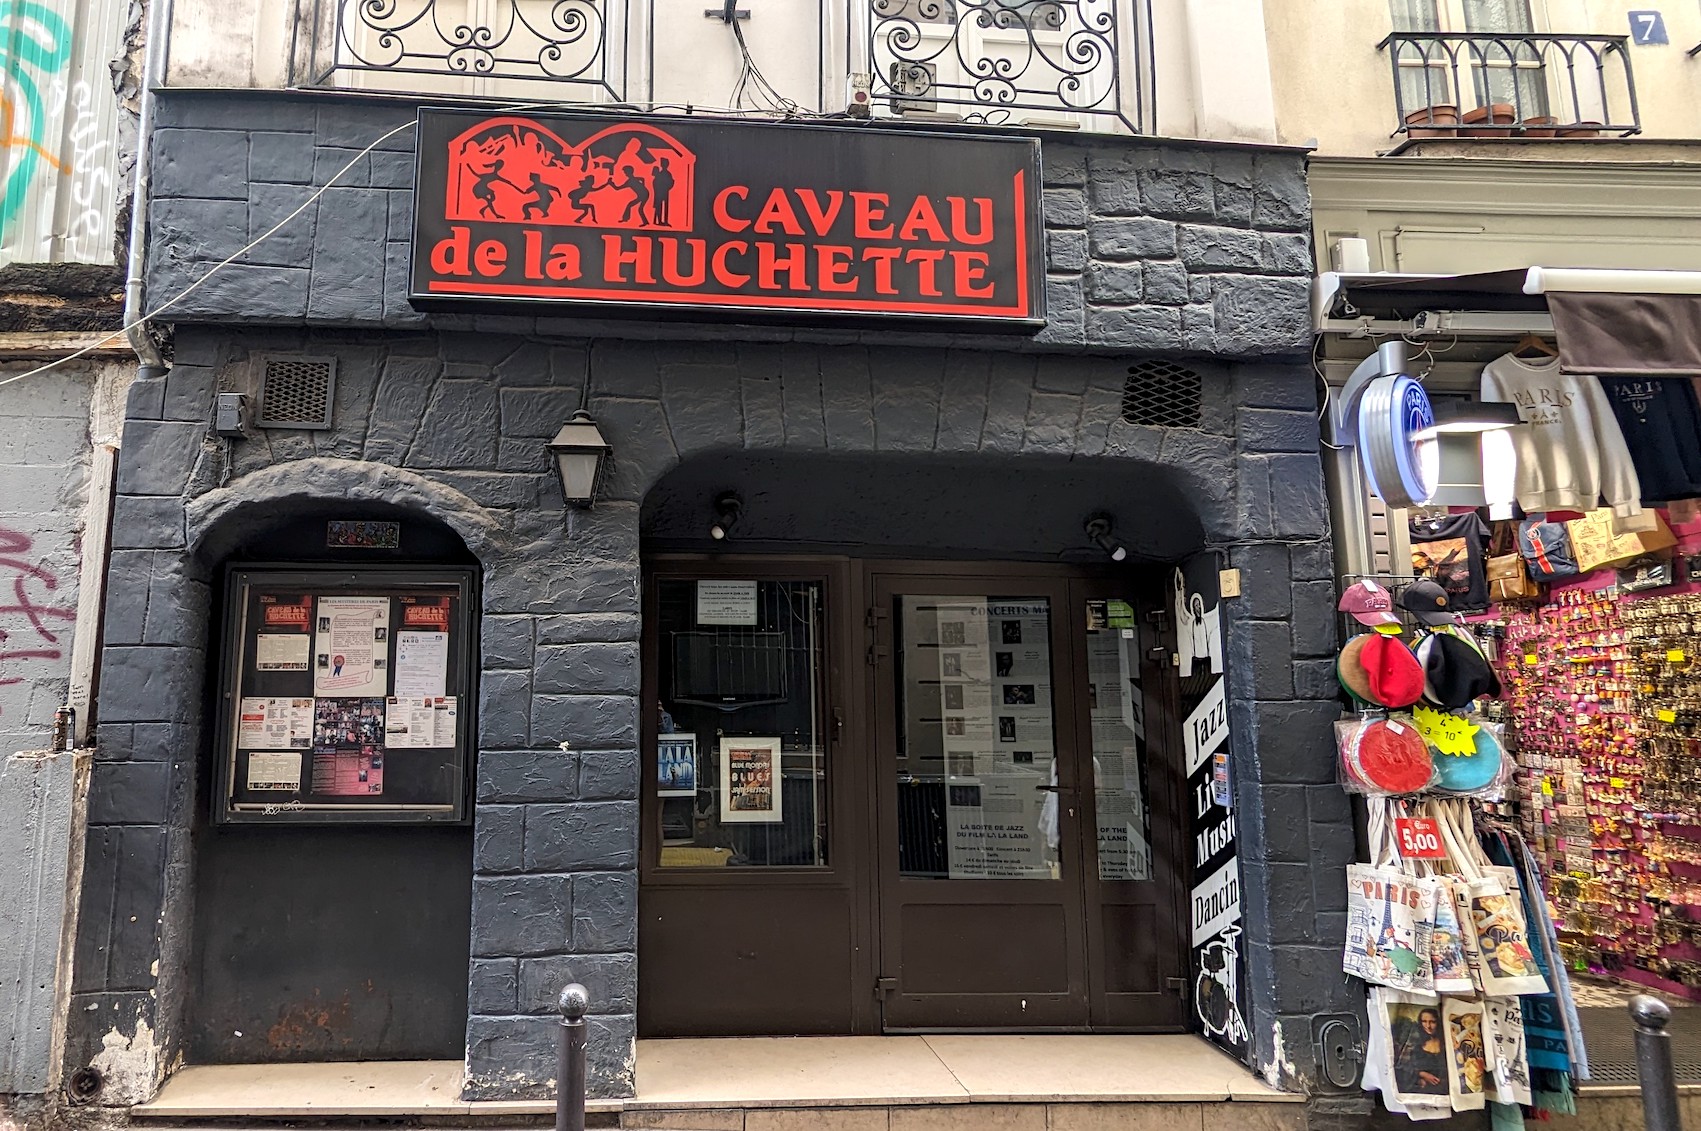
xmin=1628 ymin=10 xmax=1668 ymax=45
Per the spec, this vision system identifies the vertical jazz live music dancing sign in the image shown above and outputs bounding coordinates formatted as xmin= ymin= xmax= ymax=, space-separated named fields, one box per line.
xmin=410 ymin=110 xmax=1045 ymax=328
xmin=1178 ymin=563 xmax=1250 ymax=1062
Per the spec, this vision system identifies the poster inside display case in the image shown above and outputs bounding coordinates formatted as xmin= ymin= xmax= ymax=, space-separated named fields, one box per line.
xmin=215 ymin=567 xmax=476 ymax=824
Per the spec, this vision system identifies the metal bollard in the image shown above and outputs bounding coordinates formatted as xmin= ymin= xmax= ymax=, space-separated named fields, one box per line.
xmin=557 ymin=983 xmax=589 ymax=1131
xmin=1632 ymin=995 xmax=1683 ymax=1131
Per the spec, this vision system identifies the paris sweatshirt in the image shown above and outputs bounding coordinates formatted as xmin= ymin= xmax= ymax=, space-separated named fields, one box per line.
xmin=1480 ymin=353 xmax=1646 ymax=528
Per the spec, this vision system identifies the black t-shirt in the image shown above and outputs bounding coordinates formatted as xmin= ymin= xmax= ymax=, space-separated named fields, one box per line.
xmin=1598 ymin=376 xmax=1701 ymax=503
xmin=1410 ymin=512 xmax=1491 ymax=611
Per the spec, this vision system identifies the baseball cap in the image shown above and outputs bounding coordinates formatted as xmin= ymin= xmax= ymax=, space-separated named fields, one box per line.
xmin=1399 ymin=579 xmax=1457 ymax=626
xmin=1338 ymin=579 xmax=1401 ymax=627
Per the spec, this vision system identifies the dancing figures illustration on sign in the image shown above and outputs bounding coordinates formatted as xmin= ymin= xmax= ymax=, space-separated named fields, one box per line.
xmin=447 ymin=118 xmax=696 ymax=232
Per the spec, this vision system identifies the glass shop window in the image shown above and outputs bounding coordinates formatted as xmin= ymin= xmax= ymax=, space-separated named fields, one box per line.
xmin=654 ymin=579 xmax=828 ymax=868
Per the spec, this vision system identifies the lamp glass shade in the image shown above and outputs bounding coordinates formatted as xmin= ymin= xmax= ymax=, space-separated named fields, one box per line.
xmin=1414 ymin=399 xmax=1522 ymax=438
xmin=548 ymin=412 xmax=610 ymax=505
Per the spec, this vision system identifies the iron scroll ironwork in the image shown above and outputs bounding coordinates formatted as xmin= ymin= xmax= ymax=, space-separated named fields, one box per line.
xmin=1378 ymin=31 xmax=1639 ymax=139
xmin=302 ymin=0 xmax=622 ymax=99
xmin=867 ymin=0 xmax=1149 ymax=132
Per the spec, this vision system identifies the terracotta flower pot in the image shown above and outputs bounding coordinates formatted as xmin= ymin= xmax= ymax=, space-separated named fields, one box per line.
xmin=1461 ymin=103 xmax=1517 ymax=137
xmin=1558 ymin=121 xmax=1602 ymax=138
xmin=1520 ymin=115 xmax=1558 ymax=137
xmin=1405 ymin=104 xmax=1459 ymax=138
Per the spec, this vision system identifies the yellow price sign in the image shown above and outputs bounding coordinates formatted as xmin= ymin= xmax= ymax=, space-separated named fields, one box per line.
xmin=1610 ymin=777 xmax=1625 ymax=790
xmin=1524 ymin=654 xmax=1539 ymax=666
xmin=1669 ymin=649 xmax=1687 ymax=663
xmin=1659 ymin=709 xmax=1678 ymax=724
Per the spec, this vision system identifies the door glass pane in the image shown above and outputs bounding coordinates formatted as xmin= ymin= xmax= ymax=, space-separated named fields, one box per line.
xmin=654 ymin=579 xmax=827 ymax=867
xmin=895 ymin=595 xmax=1059 ymax=881
xmin=1085 ymin=600 xmax=1152 ymax=881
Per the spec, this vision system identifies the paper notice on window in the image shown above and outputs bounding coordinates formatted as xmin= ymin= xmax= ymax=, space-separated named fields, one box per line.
xmin=237 ymin=697 xmax=315 ymax=749
xmin=393 ymin=630 xmax=449 ymax=697
xmin=385 ymin=696 xmax=458 ymax=748
xmin=247 ymin=751 xmax=303 ymax=792
xmin=432 ymin=697 xmax=458 ymax=746
xmin=310 ymin=747 xmax=384 ymax=796
xmin=314 ymin=597 xmax=390 ymax=696
xmin=255 ymin=633 xmax=311 ymax=672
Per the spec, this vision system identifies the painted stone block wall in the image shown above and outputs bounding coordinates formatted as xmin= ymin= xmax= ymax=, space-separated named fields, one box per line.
xmin=0 ymin=365 xmax=93 ymax=757
xmin=63 ymin=88 xmax=1359 ymax=1105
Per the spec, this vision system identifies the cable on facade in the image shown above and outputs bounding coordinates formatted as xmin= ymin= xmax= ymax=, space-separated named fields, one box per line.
xmin=0 ymin=117 xmax=420 ymax=391
xmin=727 ymin=14 xmax=818 ymax=118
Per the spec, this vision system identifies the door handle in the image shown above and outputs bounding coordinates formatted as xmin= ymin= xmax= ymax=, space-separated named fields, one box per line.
xmin=1035 ymin=784 xmax=1076 ymax=794
xmin=831 ymin=706 xmax=844 ymax=744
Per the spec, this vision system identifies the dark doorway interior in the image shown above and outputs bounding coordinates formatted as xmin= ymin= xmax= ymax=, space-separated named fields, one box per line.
xmin=186 ymin=507 xmax=478 ymax=1063
xmin=189 ymin=826 xmax=472 ymax=1062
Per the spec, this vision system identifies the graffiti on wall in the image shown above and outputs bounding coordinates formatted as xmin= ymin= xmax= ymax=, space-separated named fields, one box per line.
xmin=0 ymin=1 xmax=72 ymax=238
xmin=0 ymin=527 xmax=74 ymax=713
xmin=0 ymin=0 xmax=121 ymax=264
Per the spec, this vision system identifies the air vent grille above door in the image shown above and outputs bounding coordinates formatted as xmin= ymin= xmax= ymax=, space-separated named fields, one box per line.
xmin=257 ymin=356 xmax=337 ymax=430
xmin=1122 ymin=359 xmax=1202 ymax=428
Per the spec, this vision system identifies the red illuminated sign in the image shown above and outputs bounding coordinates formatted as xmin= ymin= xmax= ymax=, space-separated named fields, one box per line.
xmin=411 ymin=110 xmax=1044 ymax=328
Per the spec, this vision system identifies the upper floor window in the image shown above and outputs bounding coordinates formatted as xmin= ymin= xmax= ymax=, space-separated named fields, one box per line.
xmin=1388 ymin=0 xmax=1547 ymax=124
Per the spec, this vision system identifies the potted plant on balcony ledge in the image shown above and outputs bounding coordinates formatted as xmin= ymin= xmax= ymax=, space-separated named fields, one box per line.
xmin=1461 ymin=103 xmax=1516 ymax=136
xmin=1404 ymin=104 xmax=1460 ymax=137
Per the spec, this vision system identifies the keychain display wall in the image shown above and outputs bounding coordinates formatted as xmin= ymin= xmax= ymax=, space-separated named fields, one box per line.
xmin=1494 ymin=586 xmax=1701 ymax=996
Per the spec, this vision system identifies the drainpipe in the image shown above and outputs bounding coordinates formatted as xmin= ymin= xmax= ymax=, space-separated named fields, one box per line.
xmin=68 ymin=0 xmax=174 ymax=744
xmin=122 ymin=0 xmax=171 ymax=373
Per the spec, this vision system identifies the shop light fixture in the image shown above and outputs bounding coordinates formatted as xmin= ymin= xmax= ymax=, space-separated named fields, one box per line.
xmin=547 ymin=410 xmax=612 ymax=507
xmin=1327 ymin=340 xmax=1440 ymax=510
xmin=1415 ymin=399 xmax=1522 ymax=439
xmin=710 ymin=493 xmax=743 ymax=540
xmin=1084 ymin=515 xmax=1128 ymax=562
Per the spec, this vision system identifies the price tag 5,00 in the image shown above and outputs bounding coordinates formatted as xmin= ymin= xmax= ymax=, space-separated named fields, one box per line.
xmin=1395 ymin=817 xmax=1449 ymax=860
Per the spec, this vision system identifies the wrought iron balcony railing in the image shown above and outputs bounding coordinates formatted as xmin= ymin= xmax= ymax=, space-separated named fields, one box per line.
xmin=1378 ymin=32 xmax=1639 ymax=139
xmin=864 ymin=0 xmax=1151 ymax=132
xmin=295 ymin=0 xmax=625 ymax=100
xmin=290 ymin=0 xmax=1150 ymax=132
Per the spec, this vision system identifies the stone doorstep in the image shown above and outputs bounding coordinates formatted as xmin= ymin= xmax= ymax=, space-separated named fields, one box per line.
xmin=130 ymin=1037 xmax=1299 ymax=1122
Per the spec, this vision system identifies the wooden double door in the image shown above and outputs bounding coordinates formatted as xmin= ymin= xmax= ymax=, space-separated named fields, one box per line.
xmin=637 ymin=558 xmax=1188 ymax=1036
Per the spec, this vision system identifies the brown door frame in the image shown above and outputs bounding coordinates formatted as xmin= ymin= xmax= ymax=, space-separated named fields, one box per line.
xmin=638 ymin=555 xmax=876 ymax=1034
xmin=637 ymin=553 xmax=1190 ymax=1036
xmin=866 ymin=565 xmax=1091 ymax=1030
xmin=1066 ymin=575 xmax=1190 ymax=1030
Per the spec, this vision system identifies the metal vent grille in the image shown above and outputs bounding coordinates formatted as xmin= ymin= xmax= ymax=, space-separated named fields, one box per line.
xmin=1122 ymin=360 xmax=1202 ymax=428
xmin=257 ymin=356 xmax=337 ymax=430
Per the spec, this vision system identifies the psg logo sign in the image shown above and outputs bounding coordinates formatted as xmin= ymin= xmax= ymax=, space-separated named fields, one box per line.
xmin=1357 ymin=374 xmax=1439 ymax=509
xmin=410 ymin=109 xmax=1045 ymax=328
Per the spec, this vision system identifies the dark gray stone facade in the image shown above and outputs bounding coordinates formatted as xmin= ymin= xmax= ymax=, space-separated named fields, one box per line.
xmin=69 ymin=89 xmax=1354 ymax=1104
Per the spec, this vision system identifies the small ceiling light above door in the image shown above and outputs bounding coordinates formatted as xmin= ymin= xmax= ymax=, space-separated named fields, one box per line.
xmin=1084 ymin=514 xmax=1128 ymax=562
xmin=710 ymin=493 xmax=743 ymax=540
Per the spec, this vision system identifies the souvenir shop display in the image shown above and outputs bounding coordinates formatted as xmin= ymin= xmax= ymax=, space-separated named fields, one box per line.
xmin=1354 ymin=798 xmax=1563 ymax=1120
xmin=1499 ymin=580 xmax=1701 ymax=993
xmin=1480 ymin=351 xmax=1647 ymax=530
xmin=1339 ymin=343 xmax=1701 ymax=1120
xmin=1335 ymin=577 xmax=1587 ymax=1121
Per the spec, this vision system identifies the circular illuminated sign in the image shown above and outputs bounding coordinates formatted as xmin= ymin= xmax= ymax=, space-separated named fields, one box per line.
xmin=1357 ymin=375 xmax=1438 ymax=509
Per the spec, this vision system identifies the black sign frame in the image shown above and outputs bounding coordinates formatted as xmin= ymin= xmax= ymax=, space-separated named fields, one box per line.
xmin=409 ymin=109 xmax=1046 ymax=331
xmin=213 ymin=565 xmax=478 ymax=826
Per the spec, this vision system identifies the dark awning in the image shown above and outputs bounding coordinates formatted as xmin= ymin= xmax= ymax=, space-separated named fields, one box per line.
xmin=1548 ymin=291 xmax=1701 ymax=377
xmin=1318 ymin=268 xmax=1701 ymax=377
